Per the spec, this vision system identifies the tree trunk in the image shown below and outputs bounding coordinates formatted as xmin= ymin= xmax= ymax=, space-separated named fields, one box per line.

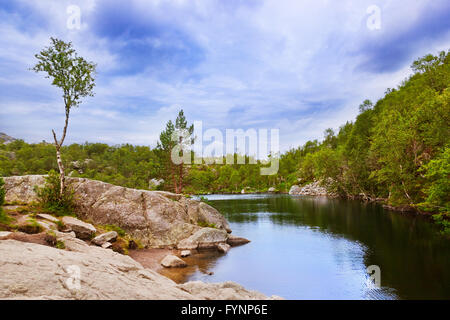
xmin=55 ymin=145 xmax=65 ymax=196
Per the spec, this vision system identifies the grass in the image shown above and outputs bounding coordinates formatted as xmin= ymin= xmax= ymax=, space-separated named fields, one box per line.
xmin=99 ymin=224 xmax=126 ymax=237
xmin=197 ymin=221 xmax=217 ymax=228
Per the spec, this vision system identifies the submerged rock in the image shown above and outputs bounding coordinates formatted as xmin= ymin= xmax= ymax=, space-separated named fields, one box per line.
xmin=217 ymin=243 xmax=231 ymax=253
xmin=227 ymin=235 xmax=250 ymax=246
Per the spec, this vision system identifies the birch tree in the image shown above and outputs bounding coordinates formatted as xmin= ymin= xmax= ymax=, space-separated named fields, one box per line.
xmin=32 ymin=38 xmax=96 ymax=196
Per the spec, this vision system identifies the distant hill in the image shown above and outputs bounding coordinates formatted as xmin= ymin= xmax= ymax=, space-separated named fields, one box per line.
xmin=0 ymin=132 xmax=16 ymax=144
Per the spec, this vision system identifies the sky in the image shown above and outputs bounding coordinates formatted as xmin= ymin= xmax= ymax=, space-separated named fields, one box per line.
xmin=0 ymin=0 xmax=449 ymax=152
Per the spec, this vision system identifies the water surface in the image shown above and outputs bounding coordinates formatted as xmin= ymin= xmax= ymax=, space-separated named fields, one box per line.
xmin=182 ymin=194 xmax=450 ymax=299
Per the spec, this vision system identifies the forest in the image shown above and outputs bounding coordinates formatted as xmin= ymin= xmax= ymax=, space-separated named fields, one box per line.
xmin=1 ymin=51 xmax=449 ymax=223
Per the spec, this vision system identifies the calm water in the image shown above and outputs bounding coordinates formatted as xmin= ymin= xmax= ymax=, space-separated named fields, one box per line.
xmin=182 ymin=194 xmax=450 ymax=300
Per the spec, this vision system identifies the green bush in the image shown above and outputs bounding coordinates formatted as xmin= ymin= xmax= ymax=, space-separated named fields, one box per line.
xmin=0 ymin=177 xmax=5 ymax=207
xmin=34 ymin=170 xmax=76 ymax=216
xmin=0 ymin=177 xmax=6 ymax=221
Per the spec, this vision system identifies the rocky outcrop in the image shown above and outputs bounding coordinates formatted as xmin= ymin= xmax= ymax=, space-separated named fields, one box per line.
xmin=3 ymin=176 xmax=231 ymax=248
xmin=289 ymin=181 xmax=336 ymax=197
xmin=0 ymin=239 xmax=277 ymax=300
xmin=161 ymin=254 xmax=187 ymax=268
xmin=0 ymin=132 xmax=16 ymax=144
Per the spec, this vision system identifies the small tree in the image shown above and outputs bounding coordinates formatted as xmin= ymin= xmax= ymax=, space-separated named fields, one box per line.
xmin=156 ymin=110 xmax=194 ymax=193
xmin=32 ymin=38 xmax=96 ymax=196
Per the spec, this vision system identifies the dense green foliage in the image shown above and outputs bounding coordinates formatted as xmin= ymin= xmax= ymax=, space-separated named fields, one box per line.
xmin=1 ymin=51 xmax=448 ymax=230
xmin=0 ymin=177 xmax=5 ymax=220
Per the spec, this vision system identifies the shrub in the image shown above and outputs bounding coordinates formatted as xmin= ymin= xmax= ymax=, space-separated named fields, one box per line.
xmin=0 ymin=177 xmax=5 ymax=207
xmin=34 ymin=170 xmax=76 ymax=216
xmin=0 ymin=177 xmax=5 ymax=220
xmin=101 ymin=224 xmax=126 ymax=237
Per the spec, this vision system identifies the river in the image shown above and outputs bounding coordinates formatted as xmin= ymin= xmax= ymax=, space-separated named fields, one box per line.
xmin=164 ymin=194 xmax=450 ymax=300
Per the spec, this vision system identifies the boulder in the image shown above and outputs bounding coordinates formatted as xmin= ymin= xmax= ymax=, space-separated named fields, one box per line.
xmin=268 ymin=187 xmax=276 ymax=193
xmin=61 ymin=216 xmax=96 ymax=240
xmin=178 ymin=228 xmax=228 ymax=250
xmin=180 ymin=250 xmax=191 ymax=257
xmin=0 ymin=240 xmax=277 ymax=299
xmin=161 ymin=254 xmax=187 ymax=268
xmin=227 ymin=235 xmax=251 ymax=246
xmin=3 ymin=176 xmax=231 ymax=247
xmin=91 ymin=231 xmax=118 ymax=246
xmin=217 ymin=243 xmax=231 ymax=253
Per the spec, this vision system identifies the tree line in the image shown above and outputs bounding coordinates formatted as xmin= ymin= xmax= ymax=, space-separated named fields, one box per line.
xmin=0 ymin=39 xmax=448 ymax=226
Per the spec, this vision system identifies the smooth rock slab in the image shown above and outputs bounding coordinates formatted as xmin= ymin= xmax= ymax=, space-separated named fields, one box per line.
xmin=92 ymin=231 xmax=118 ymax=246
xmin=61 ymin=216 xmax=96 ymax=240
xmin=36 ymin=213 xmax=59 ymax=223
xmin=161 ymin=254 xmax=187 ymax=268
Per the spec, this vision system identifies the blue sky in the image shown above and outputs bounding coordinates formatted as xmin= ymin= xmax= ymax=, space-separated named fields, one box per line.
xmin=0 ymin=0 xmax=449 ymax=151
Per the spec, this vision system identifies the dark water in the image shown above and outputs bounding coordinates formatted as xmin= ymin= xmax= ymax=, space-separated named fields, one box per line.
xmin=184 ymin=194 xmax=450 ymax=300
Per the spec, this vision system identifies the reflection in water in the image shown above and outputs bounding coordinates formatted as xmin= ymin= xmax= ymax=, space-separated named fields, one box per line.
xmin=184 ymin=194 xmax=450 ymax=299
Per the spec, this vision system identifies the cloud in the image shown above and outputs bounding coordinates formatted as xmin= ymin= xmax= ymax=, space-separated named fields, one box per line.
xmin=0 ymin=0 xmax=449 ymax=152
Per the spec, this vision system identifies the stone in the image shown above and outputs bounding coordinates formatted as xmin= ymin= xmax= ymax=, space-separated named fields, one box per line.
xmin=92 ymin=231 xmax=118 ymax=246
xmin=268 ymin=187 xmax=276 ymax=193
xmin=3 ymin=175 xmax=231 ymax=247
xmin=217 ymin=243 xmax=231 ymax=253
xmin=36 ymin=213 xmax=59 ymax=223
xmin=227 ymin=235 xmax=251 ymax=246
xmin=178 ymin=228 xmax=228 ymax=250
xmin=161 ymin=254 xmax=187 ymax=268
xmin=180 ymin=250 xmax=191 ymax=257
xmin=0 ymin=240 xmax=277 ymax=300
xmin=38 ymin=221 xmax=57 ymax=231
xmin=61 ymin=216 xmax=96 ymax=240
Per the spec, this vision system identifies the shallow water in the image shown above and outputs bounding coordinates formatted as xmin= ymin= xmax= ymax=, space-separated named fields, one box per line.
xmin=182 ymin=194 xmax=450 ymax=300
